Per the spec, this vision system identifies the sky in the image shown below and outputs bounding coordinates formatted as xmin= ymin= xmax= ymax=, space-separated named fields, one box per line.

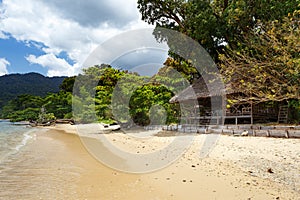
xmin=0 ymin=0 xmax=168 ymax=77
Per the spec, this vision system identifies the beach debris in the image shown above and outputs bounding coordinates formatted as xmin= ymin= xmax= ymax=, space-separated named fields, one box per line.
xmin=241 ymin=130 xmax=249 ymax=136
xmin=101 ymin=123 xmax=121 ymax=131
xmin=55 ymin=119 xmax=75 ymax=125
xmin=267 ymin=168 xmax=274 ymax=173
xmin=233 ymin=132 xmax=240 ymax=136
xmin=233 ymin=130 xmax=249 ymax=136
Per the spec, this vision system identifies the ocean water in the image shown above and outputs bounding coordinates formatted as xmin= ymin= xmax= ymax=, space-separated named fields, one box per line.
xmin=0 ymin=120 xmax=35 ymax=163
xmin=0 ymin=120 xmax=80 ymax=199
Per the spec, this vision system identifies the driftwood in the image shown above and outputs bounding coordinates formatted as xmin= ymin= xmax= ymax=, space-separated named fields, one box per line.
xmin=29 ymin=119 xmax=75 ymax=127
xmin=29 ymin=120 xmax=55 ymax=127
xmin=55 ymin=119 xmax=75 ymax=125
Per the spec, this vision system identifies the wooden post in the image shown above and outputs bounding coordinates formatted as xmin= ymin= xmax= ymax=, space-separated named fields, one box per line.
xmin=285 ymin=130 xmax=289 ymax=138
xmin=250 ymin=91 xmax=253 ymax=125
xmin=267 ymin=130 xmax=270 ymax=137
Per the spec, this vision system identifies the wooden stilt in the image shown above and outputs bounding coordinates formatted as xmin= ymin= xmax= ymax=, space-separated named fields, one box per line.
xmin=285 ymin=130 xmax=289 ymax=138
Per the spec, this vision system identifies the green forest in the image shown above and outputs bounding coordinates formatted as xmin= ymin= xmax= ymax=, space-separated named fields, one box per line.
xmin=1 ymin=0 xmax=300 ymax=124
xmin=1 ymin=65 xmax=182 ymax=125
xmin=0 ymin=73 xmax=65 ymax=109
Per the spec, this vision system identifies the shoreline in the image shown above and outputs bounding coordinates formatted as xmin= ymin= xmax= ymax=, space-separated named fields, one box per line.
xmin=0 ymin=124 xmax=299 ymax=199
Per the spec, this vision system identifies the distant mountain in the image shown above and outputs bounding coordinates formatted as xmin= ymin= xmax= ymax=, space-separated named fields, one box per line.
xmin=0 ymin=72 xmax=66 ymax=109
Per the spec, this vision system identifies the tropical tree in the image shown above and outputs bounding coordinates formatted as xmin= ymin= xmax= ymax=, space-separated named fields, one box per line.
xmin=43 ymin=92 xmax=72 ymax=119
xmin=37 ymin=107 xmax=56 ymax=124
xmin=73 ymin=64 xmax=128 ymax=123
xmin=138 ymin=0 xmax=299 ymax=59
xmin=60 ymin=76 xmax=76 ymax=93
xmin=220 ymin=8 xmax=300 ymax=104
xmin=129 ymin=84 xmax=180 ymax=126
xmin=72 ymin=86 xmax=96 ymax=123
xmin=138 ymin=0 xmax=300 ymax=124
xmin=110 ymin=71 xmax=146 ymax=123
xmin=1 ymin=94 xmax=43 ymax=120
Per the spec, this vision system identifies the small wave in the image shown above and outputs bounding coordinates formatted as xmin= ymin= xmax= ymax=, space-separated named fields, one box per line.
xmin=0 ymin=128 xmax=36 ymax=164
xmin=15 ymin=132 xmax=33 ymax=151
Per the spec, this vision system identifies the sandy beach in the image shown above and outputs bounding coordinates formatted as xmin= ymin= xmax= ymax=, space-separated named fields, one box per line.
xmin=0 ymin=124 xmax=299 ymax=200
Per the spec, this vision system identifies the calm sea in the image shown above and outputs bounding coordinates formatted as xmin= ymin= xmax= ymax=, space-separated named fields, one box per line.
xmin=0 ymin=120 xmax=36 ymax=164
xmin=0 ymin=120 xmax=79 ymax=199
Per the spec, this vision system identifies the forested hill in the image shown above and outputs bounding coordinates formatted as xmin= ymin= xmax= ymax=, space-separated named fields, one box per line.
xmin=0 ymin=72 xmax=66 ymax=109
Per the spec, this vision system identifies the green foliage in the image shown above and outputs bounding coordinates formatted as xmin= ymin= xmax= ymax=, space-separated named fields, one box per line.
xmin=129 ymin=84 xmax=180 ymax=126
xmin=73 ymin=64 xmax=181 ymax=125
xmin=37 ymin=107 xmax=56 ymax=124
xmin=162 ymin=57 xmax=199 ymax=83
xmin=72 ymin=86 xmax=97 ymax=123
xmin=138 ymin=0 xmax=299 ymax=65
xmin=137 ymin=0 xmax=186 ymax=30
xmin=94 ymin=66 xmax=127 ymax=120
xmin=288 ymin=99 xmax=300 ymax=123
xmin=1 ymin=64 xmax=182 ymax=125
xmin=1 ymin=94 xmax=43 ymax=119
xmin=8 ymin=108 xmax=40 ymax=122
xmin=0 ymin=72 xmax=65 ymax=110
xmin=3 ymin=1 xmax=299 ymax=125
xmin=138 ymin=0 xmax=300 ymax=125
xmin=72 ymin=65 xmax=126 ymax=123
xmin=60 ymin=76 xmax=76 ymax=92
xmin=1 ymin=91 xmax=72 ymax=122
xmin=43 ymin=92 xmax=72 ymax=119
xmin=220 ymin=8 xmax=300 ymax=103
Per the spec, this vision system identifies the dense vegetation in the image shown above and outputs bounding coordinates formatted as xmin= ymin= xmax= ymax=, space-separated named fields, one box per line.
xmin=1 ymin=77 xmax=73 ymax=122
xmin=0 ymin=72 xmax=66 ymax=110
xmin=72 ymin=65 xmax=180 ymax=125
xmin=1 ymin=65 xmax=180 ymax=125
xmin=1 ymin=1 xmax=299 ymax=123
xmin=138 ymin=0 xmax=300 ymax=122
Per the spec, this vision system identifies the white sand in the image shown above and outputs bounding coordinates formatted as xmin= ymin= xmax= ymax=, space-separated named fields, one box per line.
xmin=1 ymin=124 xmax=298 ymax=199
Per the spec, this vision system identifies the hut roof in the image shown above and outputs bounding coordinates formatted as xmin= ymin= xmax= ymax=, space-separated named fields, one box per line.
xmin=169 ymin=77 xmax=237 ymax=103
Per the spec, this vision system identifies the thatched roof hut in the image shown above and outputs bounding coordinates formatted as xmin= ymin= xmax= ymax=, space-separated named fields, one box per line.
xmin=169 ymin=77 xmax=281 ymax=125
xmin=169 ymin=77 xmax=234 ymax=103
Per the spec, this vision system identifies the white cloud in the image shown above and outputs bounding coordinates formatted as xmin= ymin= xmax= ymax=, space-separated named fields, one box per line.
xmin=0 ymin=31 xmax=9 ymax=39
xmin=26 ymin=54 xmax=80 ymax=77
xmin=0 ymin=0 xmax=153 ymax=76
xmin=41 ymin=0 xmax=139 ymax=28
xmin=0 ymin=58 xmax=9 ymax=76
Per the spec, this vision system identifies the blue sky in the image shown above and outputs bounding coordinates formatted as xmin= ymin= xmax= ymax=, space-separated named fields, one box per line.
xmin=0 ymin=0 xmax=166 ymax=77
xmin=0 ymin=35 xmax=48 ymax=75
